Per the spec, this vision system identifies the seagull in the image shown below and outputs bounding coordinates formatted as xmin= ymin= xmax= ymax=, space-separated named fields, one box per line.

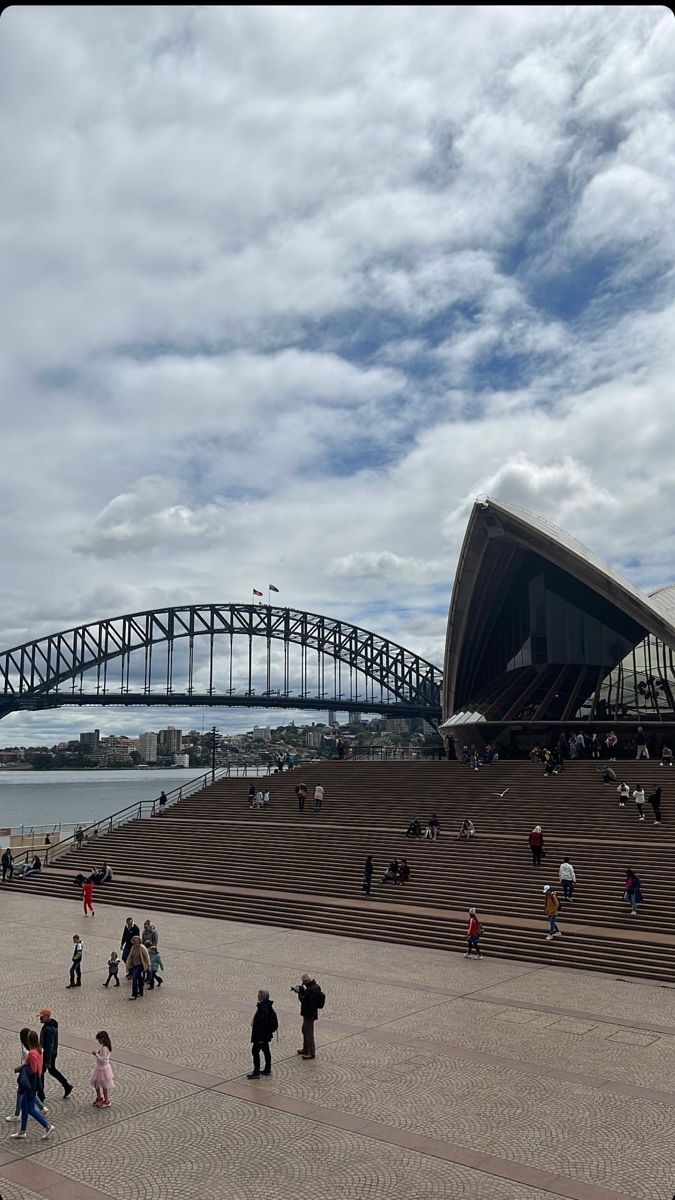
xmin=494 ymin=788 xmax=510 ymax=798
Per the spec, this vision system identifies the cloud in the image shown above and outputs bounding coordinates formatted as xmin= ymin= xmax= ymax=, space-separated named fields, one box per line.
xmin=328 ymin=552 xmax=446 ymax=582
xmin=77 ymin=477 xmax=227 ymax=557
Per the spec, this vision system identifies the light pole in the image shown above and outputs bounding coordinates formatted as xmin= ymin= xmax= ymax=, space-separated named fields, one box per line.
xmin=211 ymin=725 xmax=217 ymax=784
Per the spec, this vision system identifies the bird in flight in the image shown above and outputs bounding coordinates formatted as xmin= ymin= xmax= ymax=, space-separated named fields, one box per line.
xmin=494 ymin=788 xmax=510 ymax=798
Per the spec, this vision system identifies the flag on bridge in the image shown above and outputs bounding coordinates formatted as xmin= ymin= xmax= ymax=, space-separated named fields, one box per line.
xmin=269 ymin=584 xmax=279 ymax=593
xmin=252 ymin=588 xmax=263 ymax=597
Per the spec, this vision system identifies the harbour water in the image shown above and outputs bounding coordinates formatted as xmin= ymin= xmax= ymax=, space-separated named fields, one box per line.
xmin=0 ymin=768 xmax=201 ymax=831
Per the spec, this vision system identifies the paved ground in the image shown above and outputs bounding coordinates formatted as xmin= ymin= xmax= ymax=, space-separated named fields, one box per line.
xmin=0 ymin=893 xmax=672 ymax=1200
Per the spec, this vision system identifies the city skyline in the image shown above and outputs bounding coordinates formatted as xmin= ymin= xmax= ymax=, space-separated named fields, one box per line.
xmin=1 ymin=7 xmax=674 ymax=745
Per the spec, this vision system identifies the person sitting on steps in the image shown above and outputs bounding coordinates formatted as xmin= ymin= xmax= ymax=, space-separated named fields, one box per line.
xmin=397 ymin=859 xmax=411 ymax=884
xmin=457 ymin=818 xmax=476 ymax=840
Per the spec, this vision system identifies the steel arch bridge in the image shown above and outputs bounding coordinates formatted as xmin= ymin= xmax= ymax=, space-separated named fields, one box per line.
xmin=0 ymin=604 xmax=443 ymax=723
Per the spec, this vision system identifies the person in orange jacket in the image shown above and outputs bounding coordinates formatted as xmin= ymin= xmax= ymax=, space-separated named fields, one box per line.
xmin=543 ymin=885 xmax=561 ymax=940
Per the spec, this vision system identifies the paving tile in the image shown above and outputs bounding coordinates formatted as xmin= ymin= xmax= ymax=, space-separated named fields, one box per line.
xmin=607 ymin=1029 xmax=661 ymax=1047
xmin=0 ymin=890 xmax=672 ymax=1200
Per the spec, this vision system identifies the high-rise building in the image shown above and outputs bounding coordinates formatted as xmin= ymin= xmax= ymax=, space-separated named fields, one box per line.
xmin=304 ymin=729 xmax=322 ymax=748
xmin=328 ymin=711 xmax=339 ymax=727
xmin=252 ymin=726 xmax=271 ymax=741
xmin=158 ymin=727 xmax=182 ymax=754
xmin=139 ymin=732 xmax=158 ymax=763
xmin=79 ymin=729 xmax=100 ymax=750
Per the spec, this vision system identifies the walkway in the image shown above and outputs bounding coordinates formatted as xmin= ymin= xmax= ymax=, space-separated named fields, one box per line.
xmin=0 ymin=892 xmax=672 ymax=1199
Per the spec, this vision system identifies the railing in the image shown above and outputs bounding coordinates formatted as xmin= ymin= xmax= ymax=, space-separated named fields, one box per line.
xmin=9 ymin=767 xmax=232 ymax=870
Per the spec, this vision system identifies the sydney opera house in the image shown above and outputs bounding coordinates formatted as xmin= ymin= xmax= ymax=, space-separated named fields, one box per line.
xmin=440 ymin=498 xmax=675 ymax=745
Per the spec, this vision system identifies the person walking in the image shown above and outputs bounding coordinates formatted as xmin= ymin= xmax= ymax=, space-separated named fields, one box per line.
xmin=158 ymin=790 xmax=168 ymax=817
xmin=295 ymin=784 xmax=307 ymax=812
xmin=74 ymin=826 xmax=84 ymax=850
xmin=633 ymin=784 xmax=646 ymax=821
xmin=104 ymin=951 xmax=120 ymax=987
xmin=38 ymin=1009 xmax=73 ymax=1098
xmin=90 ymin=1031 xmax=115 ymax=1108
xmin=635 ymin=727 xmax=649 ymax=760
xmin=292 ymin=973 xmax=325 ymax=1060
xmin=148 ymin=945 xmax=164 ymax=989
xmin=605 ymin=730 xmax=618 ymax=759
xmin=543 ymin=885 xmax=561 ymax=940
xmin=647 ymin=786 xmax=663 ymax=825
xmin=120 ymin=916 xmax=140 ymax=976
xmin=247 ymin=989 xmax=278 ymax=1079
xmin=126 ymin=936 xmax=151 ymax=999
xmin=465 ymin=908 xmax=482 ymax=958
xmin=559 ymin=858 xmax=576 ymax=901
xmin=1 ymin=846 xmax=13 ymax=882
xmin=10 ymin=1030 xmax=55 ymax=1141
xmin=624 ymin=868 xmax=643 ymax=916
xmin=362 ymin=855 xmax=373 ymax=897
xmin=142 ymin=919 xmax=158 ymax=949
xmin=529 ymin=825 xmax=544 ymax=866
xmin=82 ymin=879 xmax=95 ymax=917
xmin=5 ymin=1029 xmax=47 ymax=1124
xmin=617 ymin=781 xmax=630 ymax=807
xmin=314 ymin=784 xmax=324 ymax=812
xmin=67 ymin=935 xmax=83 ymax=987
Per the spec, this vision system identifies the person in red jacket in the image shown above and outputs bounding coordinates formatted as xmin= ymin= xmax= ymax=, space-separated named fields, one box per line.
xmin=82 ymin=879 xmax=95 ymax=917
xmin=465 ymin=907 xmax=482 ymax=958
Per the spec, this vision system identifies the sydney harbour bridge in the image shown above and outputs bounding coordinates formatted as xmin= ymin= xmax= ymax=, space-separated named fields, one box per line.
xmin=0 ymin=604 xmax=443 ymax=725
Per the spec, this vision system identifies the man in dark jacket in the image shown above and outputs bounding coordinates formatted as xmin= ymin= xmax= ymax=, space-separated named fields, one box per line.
xmin=120 ymin=916 xmax=140 ymax=976
xmin=293 ymin=974 xmax=324 ymax=1060
xmin=1 ymin=846 xmax=12 ymax=881
xmin=38 ymin=1008 xmax=73 ymax=1098
xmin=247 ymin=989 xmax=278 ymax=1078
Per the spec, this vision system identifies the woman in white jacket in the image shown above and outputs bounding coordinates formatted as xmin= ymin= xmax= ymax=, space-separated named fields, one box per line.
xmin=558 ymin=858 xmax=576 ymax=901
xmin=617 ymin=781 xmax=630 ymax=807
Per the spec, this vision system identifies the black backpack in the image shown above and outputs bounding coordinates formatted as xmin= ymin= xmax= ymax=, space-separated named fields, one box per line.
xmin=315 ymin=988 xmax=326 ymax=1010
xmin=269 ymin=1007 xmax=279 ymax=1034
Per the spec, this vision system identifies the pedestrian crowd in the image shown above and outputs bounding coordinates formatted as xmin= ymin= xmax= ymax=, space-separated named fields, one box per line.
xmin=5 ymin=962 xmax=328 ymax=1140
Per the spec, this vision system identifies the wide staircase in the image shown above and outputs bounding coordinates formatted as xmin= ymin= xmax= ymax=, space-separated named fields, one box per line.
xmin=17 ymin=760 xmax=675 ymax=981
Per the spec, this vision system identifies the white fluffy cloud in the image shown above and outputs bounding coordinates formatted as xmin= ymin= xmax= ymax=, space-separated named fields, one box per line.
xmin=0 ymin=5 xmax=674 ymax=742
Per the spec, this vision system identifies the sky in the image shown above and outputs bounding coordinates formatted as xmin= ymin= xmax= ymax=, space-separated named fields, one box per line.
xmin=0 ymin=4 xmax=674 ymax=745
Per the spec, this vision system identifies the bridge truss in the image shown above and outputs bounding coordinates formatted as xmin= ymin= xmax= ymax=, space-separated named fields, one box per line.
xmin=0 ymin=604 xmax=443 ymax=723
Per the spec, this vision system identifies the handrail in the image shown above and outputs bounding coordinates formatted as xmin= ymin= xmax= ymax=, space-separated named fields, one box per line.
xmin=10 ymin=767 xmax=232 ymax=868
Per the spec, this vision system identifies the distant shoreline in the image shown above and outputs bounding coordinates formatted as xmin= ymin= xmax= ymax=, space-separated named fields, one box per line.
xmin=0 ymin=764 xmax=185 ymax=772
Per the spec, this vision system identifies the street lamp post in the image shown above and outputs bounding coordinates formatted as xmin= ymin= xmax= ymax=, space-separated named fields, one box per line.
xmin=211 ymin=725 xmax=217 ymax=784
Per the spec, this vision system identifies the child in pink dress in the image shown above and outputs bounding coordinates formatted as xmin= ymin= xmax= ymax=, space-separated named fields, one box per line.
xmin=90 ymin=1031 xmax=115 ymax=1107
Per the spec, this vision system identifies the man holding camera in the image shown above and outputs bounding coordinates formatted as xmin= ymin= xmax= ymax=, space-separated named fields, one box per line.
xmin=292 ymin=973 xmax=325 ymax=1060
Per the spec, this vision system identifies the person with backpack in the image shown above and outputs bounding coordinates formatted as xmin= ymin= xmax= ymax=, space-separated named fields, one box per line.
xmin=292 ymin=973 xmax=325 ymax=1060
xmin=465 ymin=907 xmax=482 ymax=958
xmin=247 ymin=989 xmax=278 ymax=1079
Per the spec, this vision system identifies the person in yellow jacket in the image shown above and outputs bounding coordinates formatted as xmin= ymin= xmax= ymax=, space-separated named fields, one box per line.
xmin=543 ymin=885 xmax=561 ymax=941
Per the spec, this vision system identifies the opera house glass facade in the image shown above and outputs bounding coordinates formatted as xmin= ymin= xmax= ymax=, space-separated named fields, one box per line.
xmin=441 ymin=499 xmax=675 ymax=739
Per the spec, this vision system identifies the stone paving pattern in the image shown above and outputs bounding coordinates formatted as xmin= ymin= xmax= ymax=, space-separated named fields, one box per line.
xmin=0 ymin=892 xmax=671 ymax=1199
